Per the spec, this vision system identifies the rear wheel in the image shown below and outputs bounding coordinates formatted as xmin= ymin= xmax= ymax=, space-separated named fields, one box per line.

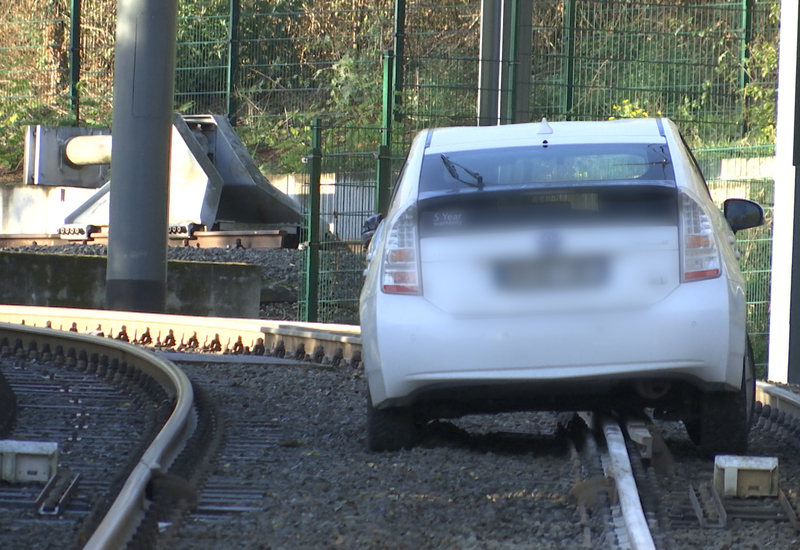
xmin=366 ymin=389 xmax=417 ymax=452
xmin=693 ymin=339 xmax=755 ymax=457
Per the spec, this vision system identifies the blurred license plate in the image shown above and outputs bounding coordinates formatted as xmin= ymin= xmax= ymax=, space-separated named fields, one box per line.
xmin=494 ymin=256 xmax=608 ymax=290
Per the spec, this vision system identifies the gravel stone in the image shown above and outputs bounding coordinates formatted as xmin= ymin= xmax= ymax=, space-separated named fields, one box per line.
xmin=650 ymin=411 xmax=800 ymax=550
xmin=167 ymin=361 xmax=588 ymax=550
xmin=164 ymin=366 xmax=800 ymax=549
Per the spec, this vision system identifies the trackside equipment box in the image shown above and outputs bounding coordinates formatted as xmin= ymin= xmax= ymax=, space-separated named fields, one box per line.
xmin=0 ymin=440 xmax=59 ymax=483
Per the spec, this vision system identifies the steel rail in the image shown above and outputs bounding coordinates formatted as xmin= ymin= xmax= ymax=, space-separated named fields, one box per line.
xmin=22 ymin=309 xmax=800 ymax=548
xmin=0 ymin=305 xmax=361 ymax=362
xmin=599 ymin=381 xmax=800 ymax=550
xmin=0 ymin=230 xmax=291 ymax=249
xmin=0 ymin=322 xmax=195 ymax=550
xmin=600 ymin=415 xmax=657 ymax=550
xmin=756 ymin=380 xmax=800 ymax=419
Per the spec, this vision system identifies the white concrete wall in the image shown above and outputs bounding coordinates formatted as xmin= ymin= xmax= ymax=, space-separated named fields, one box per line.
xmin=0 ymin=186 xmax=97 ymax=234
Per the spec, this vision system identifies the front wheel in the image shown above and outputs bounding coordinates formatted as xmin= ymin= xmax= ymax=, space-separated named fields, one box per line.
xmin=694 ymin=339 xmax=755 ymax=457
xmin=366 ymin=388 xmax=417 ymax=452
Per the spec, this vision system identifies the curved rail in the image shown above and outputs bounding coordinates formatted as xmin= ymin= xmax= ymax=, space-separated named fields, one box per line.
xmin=756 ymin=380 xmax=800 ymax=418
xmin=0 ymin=322 xmax=194 ymax=549
xmin=0 ymin=305 xmax=361 ymax=363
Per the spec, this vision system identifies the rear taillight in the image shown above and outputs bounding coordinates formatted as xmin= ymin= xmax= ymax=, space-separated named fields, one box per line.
xmin=381 ymin=205 xmax=421 ymax=294
xmin=679 ymin=192 xmax=721 ymax=282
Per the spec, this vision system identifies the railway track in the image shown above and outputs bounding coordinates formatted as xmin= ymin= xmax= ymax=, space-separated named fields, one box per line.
xmin=0 ymin=322 xmax=193 ymax=549
xmin=2 ymin=307 xmax=800 ymax=548
xmin=0 ymin=305 xmax=361 ymax=369
xmin=0 ymin=229 xmax=292 ymax=250
xmin=0 ymin=352 xmax=160 ymax=548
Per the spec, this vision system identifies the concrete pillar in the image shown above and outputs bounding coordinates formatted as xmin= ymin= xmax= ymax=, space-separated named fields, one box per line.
xmin=478 ymin=0 xmax=501 ymax=126
xmin=479 ymin=0 xmax=531 ymax=125
xmin=512 ymin=0 xmax=533 ymax=124
xmin=106 ymin=0 xmax=178 ymax=312
xmin=768 ymin=0 xmax=799 ymax=382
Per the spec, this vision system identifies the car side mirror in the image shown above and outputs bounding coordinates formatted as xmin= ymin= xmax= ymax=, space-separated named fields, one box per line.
xmin=361 ymin=213 xmax=384 ymax=247
xmin=723 ymin=199 xmax=764 ymax=233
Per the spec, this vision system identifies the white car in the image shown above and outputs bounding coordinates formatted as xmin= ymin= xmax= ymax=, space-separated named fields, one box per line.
xmin=359 ymin=118 xmax=764 ymax=456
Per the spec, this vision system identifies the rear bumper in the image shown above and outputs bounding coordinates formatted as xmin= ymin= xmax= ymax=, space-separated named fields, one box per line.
xmin=361 ymin=277 xmax=745 ymax=408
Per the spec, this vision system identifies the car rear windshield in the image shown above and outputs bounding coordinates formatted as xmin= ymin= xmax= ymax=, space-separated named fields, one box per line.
xmin=417 ymin=185 xmax=678 ymax=236
xmin=420 ymin=143 xmax=674 ymax=194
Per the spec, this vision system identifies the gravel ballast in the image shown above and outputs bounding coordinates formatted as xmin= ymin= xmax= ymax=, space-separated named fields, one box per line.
xmin=167 ymin=360 xmax=588 ymax=550
xmin=167 ymin=359 xmax=800 ymax=550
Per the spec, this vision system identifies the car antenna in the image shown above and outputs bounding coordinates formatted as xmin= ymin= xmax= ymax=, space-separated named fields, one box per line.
xmin=538 ymin=117 xmax=553 ymax=135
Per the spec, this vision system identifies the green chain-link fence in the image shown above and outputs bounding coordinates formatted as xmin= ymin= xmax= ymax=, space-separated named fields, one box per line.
xmin=696 ymin=145 xmax=774 ymax=373
xmin=1 ymin=1 xmax=780 ymax=350
xmin=2 ymin=0 xmax=779 ymax=172
xmin=299 ymin=121 xmax=382 ymax=324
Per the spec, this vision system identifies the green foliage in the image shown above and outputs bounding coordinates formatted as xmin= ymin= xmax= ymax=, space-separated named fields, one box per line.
xmin=238 ymin=114 xmax=312 ymax=174
xmin=326 ymin=54 xmax=381 ymax=115
xmin=741 ymin=2 xmax=780 ymax=143
xmin=0 ymin=66 xmax=113 ymax=175
xmin=607 ymin=99 xmax=660 ymax=120
xmin=0 ymin=0 xmax=782 ymax=174
xmin=0 ymin=73 xmax=62 ymax=174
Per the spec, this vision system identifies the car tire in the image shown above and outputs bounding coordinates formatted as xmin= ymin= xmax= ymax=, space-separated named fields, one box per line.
xmin=694 ymin=339 xmax=755 ymax=458
xmin=366 ymin=389 xmax=417 ymax=452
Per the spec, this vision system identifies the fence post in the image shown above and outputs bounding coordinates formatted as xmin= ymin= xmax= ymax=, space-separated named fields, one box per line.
xmin=226 ymin=0 xmax=241 ymax=124
xmin=392 ymin=0 xmax=405 ymax=120
xmin=497 ymin=0 xmax=513 ymax=124
xmin=304 ymin=119 xmax=322 ymax=322
xmin=563 ymin=0 xmax=577 ymax=119
xmin=376 ymin=50 xmax=394 ymax=216
xmin=69 ymin=0 xmax=81 ymax=123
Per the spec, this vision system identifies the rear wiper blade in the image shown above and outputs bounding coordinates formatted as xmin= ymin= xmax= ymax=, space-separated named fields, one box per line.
xmin=613 ymin=159 xmax=670 ymax=166
xmin=440 ymin=154 xmax=484 ymax=190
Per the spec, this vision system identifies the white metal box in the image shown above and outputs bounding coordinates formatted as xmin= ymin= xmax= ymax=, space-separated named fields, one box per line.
xmin=713 ymin=455 xmax=779 ymax=498
xmin=0 ymin=440 xmax=59 ymax=483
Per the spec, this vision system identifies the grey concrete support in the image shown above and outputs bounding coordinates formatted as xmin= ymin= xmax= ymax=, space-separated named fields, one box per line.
xmin=106 ymin=0 xmax=179 ymax=313
xmin=479 ymin=0 xmax=532 ymax=125
xmin=478 ymin=0 xmax=501 ymax=126
xmin=769 ymin=0 xmax=799 ymax=382
xmin=512 ymin=0 xmax=533 ymax=124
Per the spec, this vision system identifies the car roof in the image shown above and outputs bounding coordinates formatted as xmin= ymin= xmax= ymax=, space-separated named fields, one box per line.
xmin=425 ymin=118 xmax=666 ymax=153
